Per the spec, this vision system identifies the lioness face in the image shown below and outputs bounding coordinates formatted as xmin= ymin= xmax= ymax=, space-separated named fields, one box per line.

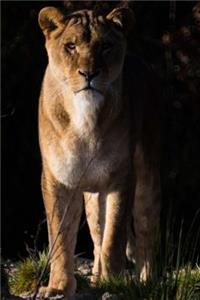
xmin=39 ymin=7 xmax=134 ymax=98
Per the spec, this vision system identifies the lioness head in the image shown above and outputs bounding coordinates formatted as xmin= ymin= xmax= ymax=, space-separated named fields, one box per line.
xmin=39 ymin=6 xmax=134 ymax=98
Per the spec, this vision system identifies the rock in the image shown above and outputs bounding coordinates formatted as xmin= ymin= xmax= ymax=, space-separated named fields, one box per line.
xmin=101 ymin=292 xmax=120 ymax=300
xmin=74 ymin=257 xmax=93 ymax=276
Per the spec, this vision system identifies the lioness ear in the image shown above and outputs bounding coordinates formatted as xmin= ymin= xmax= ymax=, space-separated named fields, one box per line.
xmin=38 ymin=7 xmax=64 ymax=38
xmin=106 ymin=7 xmax=134 ymax=35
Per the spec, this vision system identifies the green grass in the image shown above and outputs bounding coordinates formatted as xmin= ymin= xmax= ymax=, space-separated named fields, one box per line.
xmin=95 ymin=267 xmax=200 ymax=300
xmin=8 ymin=256 xmax=200 ymax=299
xmin=8 ymin=250 xmax=49 ymax=296
xmin=7 ymin=216 xmax=200 ymax=300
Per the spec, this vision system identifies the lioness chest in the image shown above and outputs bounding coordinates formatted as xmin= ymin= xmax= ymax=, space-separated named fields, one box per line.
xmin=40 ymin=70 xmax=131 ymax=191
xmin=43 ymin=130 xmax=130 ymax=191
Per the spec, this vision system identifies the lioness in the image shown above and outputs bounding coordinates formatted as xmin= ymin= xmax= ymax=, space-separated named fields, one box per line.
xmin=38 ymin=6 xmax=160 ymax=299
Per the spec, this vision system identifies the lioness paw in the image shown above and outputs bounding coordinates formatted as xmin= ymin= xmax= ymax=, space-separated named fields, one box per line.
xmin=38 ymin=286 xmax=64 ymax=299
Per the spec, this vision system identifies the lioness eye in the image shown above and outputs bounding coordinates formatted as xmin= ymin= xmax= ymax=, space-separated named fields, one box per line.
xmin=65 ymin=42 xmax=76 ymax=51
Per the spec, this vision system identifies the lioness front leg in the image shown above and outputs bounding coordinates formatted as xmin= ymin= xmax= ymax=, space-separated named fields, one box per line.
xmin=84 ymin=192 xmax=106 ymax=283
xmin=100 ymin=188 xmax=129 ymax=280
xmin=40 ymin=166 xmax=83 ymax=299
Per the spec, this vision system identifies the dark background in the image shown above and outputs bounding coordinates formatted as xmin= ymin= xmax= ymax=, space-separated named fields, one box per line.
xmin=2 ymin=1 xmax=200 ymax=260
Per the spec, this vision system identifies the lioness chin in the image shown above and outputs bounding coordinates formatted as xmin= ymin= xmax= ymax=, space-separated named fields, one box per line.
xmin=38 ymin=5 xmax=160 ymax=299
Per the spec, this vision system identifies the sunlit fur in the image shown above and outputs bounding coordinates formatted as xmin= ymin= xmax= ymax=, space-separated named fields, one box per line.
xmin=38 ymin=6 xmax=160 ymax=299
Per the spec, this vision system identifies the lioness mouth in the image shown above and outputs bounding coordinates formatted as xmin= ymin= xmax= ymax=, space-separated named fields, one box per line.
xmin=75 ymin=86 xmax=103 ymax=95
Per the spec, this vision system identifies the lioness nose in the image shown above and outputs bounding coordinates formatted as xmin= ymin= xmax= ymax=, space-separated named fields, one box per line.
xmin=78 ymin=69 xmax=100 ymax=81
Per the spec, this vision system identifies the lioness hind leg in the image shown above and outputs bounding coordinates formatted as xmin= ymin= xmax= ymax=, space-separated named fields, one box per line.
xmin=40 ymin=167 xmax=83 ymax=298
xmin=84 ymin=192 xmax=106 ymax=284
xmin=100 ymin=189 xmax=129 ymax=280
xmin=133 ymin=171 xmax=160 ymax=281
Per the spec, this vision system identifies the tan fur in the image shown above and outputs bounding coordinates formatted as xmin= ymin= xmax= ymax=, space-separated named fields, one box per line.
xmin=38 ymin=6 xmax=160 ymax=298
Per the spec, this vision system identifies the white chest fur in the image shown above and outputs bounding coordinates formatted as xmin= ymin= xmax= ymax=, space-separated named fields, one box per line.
xmin=71 ymin=90 xmax=104 ymax=135
xmin=43 ymin=88 xmax=127 ymax=190
xmin=46 ymin=140 xmax=112 ymax=190
xmin=45 ymin=90 xmax=107 ymax=189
